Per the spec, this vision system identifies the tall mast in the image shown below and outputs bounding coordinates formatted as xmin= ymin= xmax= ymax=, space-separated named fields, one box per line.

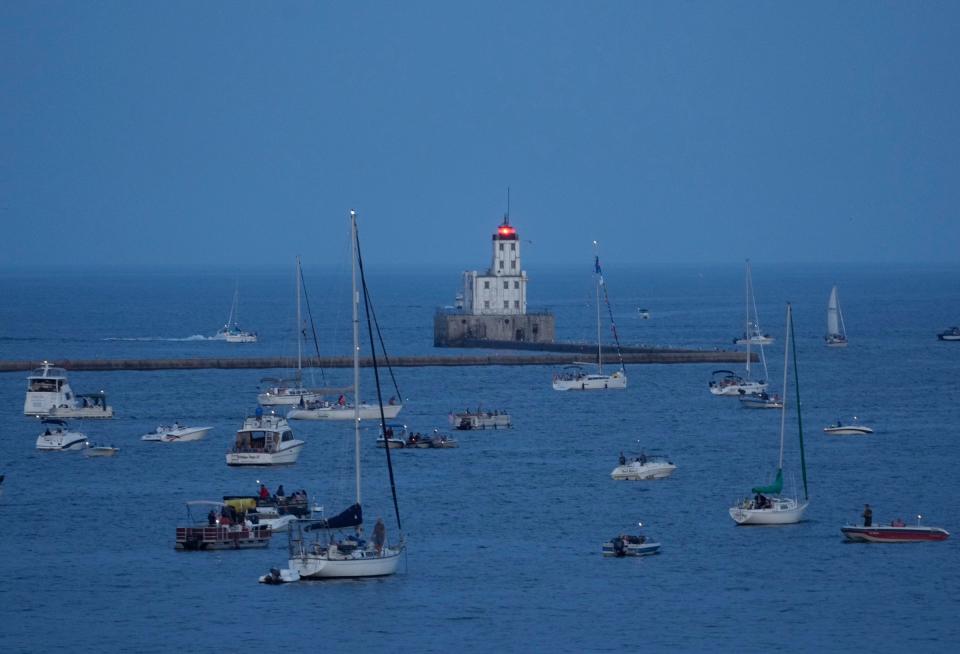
xmin=744 ymin=260 xmax=751 ymax=339
xmin=777 ymin=303 xmax=791 ymax=469
xmin=296 ymin=257 xmax=302 ymax=379
xmin=351 ymin=211 xmax=361 ymax=505
xmin=594 ymin=240 xmax=602 ymax=372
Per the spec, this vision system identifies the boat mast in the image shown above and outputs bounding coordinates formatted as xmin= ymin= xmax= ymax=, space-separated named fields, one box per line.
xmin=744 ymin=261 xmax=752 ymax=380
xmin=836 ymin=286 xmax=847 ymax=339
xmin=594 ymin=240 xmax=602 ymax=373
xmin=351 ymin=211 xmax=361 ymax=506
xmin=296 ymin=257 xmax=302 ymax=381
xmin=777 ymin=303 xmax=791 ymax=470
xmin=789 ymin=302 xmax=809 ymax=500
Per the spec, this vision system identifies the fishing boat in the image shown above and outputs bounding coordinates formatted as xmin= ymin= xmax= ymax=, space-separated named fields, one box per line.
xmin=825 ymin=285 xmax=848 ymax=347
xmin=823 ymin=419 xmax=873 ymax=435
xmin=279 ymin=210 xmax=405 ymax=580
xmin=733 ymin=260 xmax=774 ymax=346
xmin=214 ymin=283 xmax=257 ymax=343
xmin=175 ymin=501 xmax=272 ymax=550
xmin=602 ymin=529 xmax=661 ymax=557
xmin=841 ymin=516 xmax=950 ymax=543
xmin=552 ymin=243 xmax=627 ymax=391
xmin=23 ymin=361 xmax=113 ymax=418
xmin=36 ymin=419 xmax=88 ymax=451
xmin=937 ymin=326 xmax=960 ymax=341
xmin=739 ymin=391 xmax=783 ymax=409
xmin=449 ymin=409 xmax=511 ymax=430
xmin=376 ymin=425 xmax=457 ymax=449
xmin=611 ymin=453 xmax=676 ymax=480
xmin=141 ymin=423 xmax=212 ymax=443
xmin=225 ymin=410 xmax=304 ymax=466
xmin=83 ymin=444 xmax=119 ymax=457
xmin=729 ymin=303 xmax=810 ymax=526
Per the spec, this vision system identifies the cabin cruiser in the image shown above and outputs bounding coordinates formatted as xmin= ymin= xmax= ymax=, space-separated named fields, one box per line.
xmin=226 ymin=412 xmax=304 ymax=466
xmin=36 ymin=419 xmax=88 ymax=451
xmin=141 ymin=423 xmax=212 ymax=443
xmin=708 ymin=369 xmax=766 ymax=397
xmin=449 ymin=409 xmax=511 ymax=430
xmin=823 ymin=418 xmax=874 ymax=435
xmin=175 ymin=501 xmax=272 ymax=550
xmin=23 ymin=361 xmax=113 ymax=418
xmin=611 ymin=453 xmax=676 ymax=480
xmin=937 ymin=326 xmax=960 ymax=341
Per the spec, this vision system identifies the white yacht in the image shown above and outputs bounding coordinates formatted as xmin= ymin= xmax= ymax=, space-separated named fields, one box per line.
xmin=288 ymin=399 xmax=403 ymax=421
xmin=226 ymin=412 xmax=304 ymax=466
xmin=611 ymin=454 xmax=676 ymax=480
xmin=141 ymin=423 xmax=212 ymax=443
xmin=36 ymin=419 xmax=88 ymax=451
xmin=23 ymin=361 xmax=113 ymax=418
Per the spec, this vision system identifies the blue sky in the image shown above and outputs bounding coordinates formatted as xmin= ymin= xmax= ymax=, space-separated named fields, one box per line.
xmin=2 ymin=2 xmax=958 ymax=267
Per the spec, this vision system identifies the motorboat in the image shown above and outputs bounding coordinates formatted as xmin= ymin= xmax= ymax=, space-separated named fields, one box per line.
xmin=222 ymin=493 xmax=314 ymax=532
xmin=937 ymin=326 xmax=960 ymax=341
xmin=739 ymin=391 xmax=783 ymax=409
xmin=287 ymin=398 xmax=403 ymax=421
xmin=842 ymin=516 xmax=950 ymax=543
xmin=213 ymin=283 xmax=257 ymax=343
xmin=732 ymin=260 xmax=774 ymax=346
xmin=449 ymin=409 xmax=511 ymax=430
xmin=729 ymin=303 xmax=810 ymax=526
xmin=825 ymin=285 xmax=848 ymax=347
xmin=225 ymin=412 xmax=304 ymax=466
xmin=23 ymin=361 xmax=113 ymax=418
xmin=259 ymin=567 xmax=301 ymax=584
xmin=36 ymin=419 xmax=88 ymax=451
xmin=709 ymin=370 xmax=766 ymax=397
xmin=638 ymin=308 xmax=650 ymax=319
xmin=552 ymin=242 xmax=628 ymax=391
xmin=602 ymin=532 xmax=661 ymax=557
xmin=823 ymin=419 xmax=873 ymax=435
xmin=175 ymin=500 xmax=272 ymax=550
xmin=141 ymin=423 xmax=212 ymax=443
xmin=376 ymin=425 xmax=458 ymax=449
xmin=83 ymin=444 xmax=119 ymax=457
xmin=611 ymin=454 xmax=676 ymax=480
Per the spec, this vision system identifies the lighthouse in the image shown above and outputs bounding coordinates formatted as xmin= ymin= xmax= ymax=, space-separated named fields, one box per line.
xmin=434 ymin=210 xmax=555 ymax=347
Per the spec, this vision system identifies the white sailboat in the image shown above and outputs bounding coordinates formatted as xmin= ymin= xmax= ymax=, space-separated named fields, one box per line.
xmin=258 ymin=258 xmax=323 ymax=406
xmin=552 ymin=242 xmax=627 ymax=391
xmin=215 ymin=283 xmax=257 ymax=343
xmin=825 ymin=285 xmax=848 ymax=347
xmin=277 ymin=211 xmax=404 ymax=581
xmin=729 ymin=303 xmax=810 ymax=525
xmin=733 ymin=260 xmax=774 ymax=346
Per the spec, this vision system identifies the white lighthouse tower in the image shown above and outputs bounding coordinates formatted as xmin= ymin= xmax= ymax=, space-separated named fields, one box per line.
xmin=461 ymin=216 xmax=527 ymax=316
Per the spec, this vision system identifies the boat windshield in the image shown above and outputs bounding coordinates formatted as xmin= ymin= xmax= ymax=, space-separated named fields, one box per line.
xmin=29 ymin=378 xmax=63 ymax=392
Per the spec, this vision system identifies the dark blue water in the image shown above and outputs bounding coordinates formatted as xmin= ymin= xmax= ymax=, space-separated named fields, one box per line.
xmin=1 ymin=263 xmax=959 ymax=652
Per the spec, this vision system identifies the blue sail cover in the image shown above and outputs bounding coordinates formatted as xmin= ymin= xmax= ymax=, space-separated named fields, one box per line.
xmin=305 ymin=503 xmax=363 ymax=531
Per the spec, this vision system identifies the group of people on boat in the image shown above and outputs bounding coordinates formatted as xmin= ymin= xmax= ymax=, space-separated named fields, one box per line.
xmin=753 ymin=493 xmax=773 ymax=509
xmin=618 ymin=451 xmax=648 ymax=466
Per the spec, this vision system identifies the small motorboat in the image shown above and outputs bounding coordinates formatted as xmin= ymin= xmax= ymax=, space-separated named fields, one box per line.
xmin=449 ymin=409 xmax=511 ymax=430
xmin=602 ymin=531 xmax=661 ymax=557
xmin=142 ymin=423 xmax=212 ymax=443
xmin=842 ymin=516 xmax=949 ymax=543
xmin=937 ymin=326 xmax=960 ymax=341
xmin=259 ymin=567 xmax=301 ymax=584
xmin=611 ymin=454 xmax=676 ymax=480
xmin=823 ymin=418 xmax=874 ymax=435
xmin=637 ymin=308 xmax=650 ymax=319
xmin=36 ymin=419 xmax=88 ymax=451
xmin=84 ymin=444 xmax=119 ymax=457
xmin=376 ymin=425 xmax=458 ymax=449
xmin=738 ymin=391 xmax=783 ymax=409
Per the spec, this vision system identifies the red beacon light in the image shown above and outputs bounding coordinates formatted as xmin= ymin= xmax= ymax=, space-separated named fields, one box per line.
xmin=497 ymin=225 xmax=516 ymax=237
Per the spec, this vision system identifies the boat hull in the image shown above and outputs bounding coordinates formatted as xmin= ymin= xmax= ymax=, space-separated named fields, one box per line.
xmin=36 ymin=434 xmax=88 ymax=451
xmin=175 ymin=525 xmax=272 ymax=550
xmin=729 ymin=499 xmax=808 ymax=525
xmin=143 ymin=426 xmax=211 ymax=442
xmin=287 ymin=404 xmax=402 ymax=421
xmin=601 ymin=541 xmax=661 ymax=557
xmin=226 ymin=442 xmax=304 ymax=466
xmin=290 ymin=547 xmax=403 ymax=579
xmin=841 ymin=525 xmax=950 ymax=542
xmin=734 ymin=336 xmax=774 ymax=346
xmin=823 ymin=426 xmax=873 ymax=435
xmin=611 ymin=462 xmax=676 ymax=480
xmin=450 ymin=413 xmax=512 ymax=430
xmin=553 ymin=372 xmax=627 ymax=391
xmin=257 ymin=391 xmax=322 ymax=406
xmin=84 ymin=446 xmax=119 ymax=457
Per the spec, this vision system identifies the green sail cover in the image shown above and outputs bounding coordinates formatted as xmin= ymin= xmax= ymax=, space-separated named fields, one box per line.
xmin=751 ymin=469 xmax=783 ymax=495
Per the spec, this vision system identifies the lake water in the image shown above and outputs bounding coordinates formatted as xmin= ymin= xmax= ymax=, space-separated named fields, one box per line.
xmin=1 ymin=262 xmax=958 ymax=652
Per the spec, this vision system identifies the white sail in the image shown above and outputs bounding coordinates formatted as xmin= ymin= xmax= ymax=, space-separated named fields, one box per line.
xmin=825 ymin=285 xmax=847 ymax=346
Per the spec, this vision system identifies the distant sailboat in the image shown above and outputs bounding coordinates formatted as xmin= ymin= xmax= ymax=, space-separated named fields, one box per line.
xmin=215 ymin=283 xmax=257 ymax=343
xmin=733 ymin=260 xmax=774 ymax=346
xmin=825 ymin=285 xmax=848 ymax=347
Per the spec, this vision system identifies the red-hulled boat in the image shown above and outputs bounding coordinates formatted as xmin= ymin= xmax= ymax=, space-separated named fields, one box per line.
xmin=841 ymin=520 xmax=950 ymax=543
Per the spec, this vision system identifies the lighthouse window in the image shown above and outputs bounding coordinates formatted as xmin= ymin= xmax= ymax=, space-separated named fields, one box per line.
xmin=503 ymin=301 xmax=509 ymax=309
xmin=503 ymin=281 xmax=509 ymax=289
xmin=510 ymin=243 xmax=516 ymax=251
xmin=514 ymin=300 xmax=520 ymax=308
xmin=484 ymin=301 xmax=490 ymax=309
xmin=499 ymin=243 xmax=504 ymax=251
xmin=499 ymin=260 xmax=504 ymax=269
xmin=483 ymin=281 xmax=490 ymax=289
xmin=511 ymin=260 xmax=516 ymax=269
xmin=514 ymin=281 xmax=520 ymax=289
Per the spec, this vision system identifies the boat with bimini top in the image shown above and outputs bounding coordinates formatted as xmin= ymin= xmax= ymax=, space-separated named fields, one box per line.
xmin=226 ymin=409 xmax=304 ymax=466
xmin=24 ymin=361 xmax=113 ymax=418
xmin=36 ymin=419 xmax=88 ymax=451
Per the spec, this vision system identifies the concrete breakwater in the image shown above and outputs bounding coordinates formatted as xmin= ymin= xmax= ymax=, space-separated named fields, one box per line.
xmin=0 ymin=350 xmax=751 ymax=373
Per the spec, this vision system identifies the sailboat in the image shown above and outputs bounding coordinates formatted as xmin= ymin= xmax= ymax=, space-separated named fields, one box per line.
xmin=552 ymin=242 xmax=627 ymax=391
xmin=729 ymin=303 xmax=809 ymax=525
xmin=710 ymin=328 xmax=767 ymax=397
xmin=733 ymin=260 xmax=773 ymax=346
xmin=258 ymin=258 xmax=323 ymax=406
xmin=215 ymin=283 xmax=258 ymax=343
xmin=825 ymin=285 xmax=848 ymax=347
xmin=276 ymin=211 xmax=404 ymax=580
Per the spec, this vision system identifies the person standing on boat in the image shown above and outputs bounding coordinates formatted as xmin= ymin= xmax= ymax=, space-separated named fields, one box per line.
xmin=863 ymin=504 xmax=873 ymax=527
xmin=259 ymin=484 xmax=270 ymax=500
xmin=618 ymin=452 xmax=626 ymax=466
xmin=373 ymin=518 xmax=386 ymax=555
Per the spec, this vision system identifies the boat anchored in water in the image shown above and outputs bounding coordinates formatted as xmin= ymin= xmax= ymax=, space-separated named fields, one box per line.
xmin=36 ymin=419 xmax=88 ymax=451
xmin=288 ymin=396 xmax=403 ymax=421
xmin=552 ymin=241 xmax=627 ymax=391
xmin=175 ymin=501 xmax=272 ymax=550
xmin=739 ymin=390 xmax=783 ymax=409
xmin=937 ymin=326 xmax=960 ymax=341
xmin=214 ymin=283 xmax=257 ymax=343
xmin=83 ymin=444 xmax=119 ymax=457
xmin=602 ymin=525 xmax=661 ymax=557
xmin=449 ymin=408 xmax=511 ymax=430
xmin=841 ymin=514 xmax=950 ymax=543
xmin=825 ymin=285 xmax=848 ymax=347
xmin=729 ymin=303 xmax=810 ymax=526
xmin=226 ymin=410 xmax=304 ymax=466
xmin=23 ymin=361 xmax=113 ymax=418
xmin=376 ymin=425 xmax=458 ymax=449
xmin=733 ymin=260 xmax=774 ymax=346
xmin=611 ymin=452 xmax=676 ymax=480
xmin=823 ymin=418 xmax=873 ymax=435
xmin=141 ymin=423 xmax=212 ymax=443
